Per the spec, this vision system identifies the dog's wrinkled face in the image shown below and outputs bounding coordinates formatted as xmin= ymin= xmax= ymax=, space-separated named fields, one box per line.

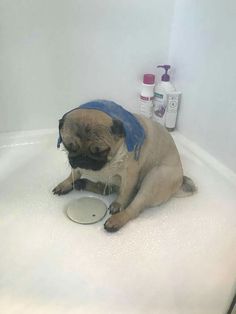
xmin=59 ymin=109 xmax=125 ymax=171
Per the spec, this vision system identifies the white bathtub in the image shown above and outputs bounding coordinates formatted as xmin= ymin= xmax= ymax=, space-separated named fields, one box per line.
xmin=0 ymin=129 xmax=235 ymax=314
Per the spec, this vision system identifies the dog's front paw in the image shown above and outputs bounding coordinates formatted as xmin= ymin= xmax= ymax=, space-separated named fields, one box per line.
xmin=52 ymin=183 xmax=73 ymax=196
xmin=108 ymin=201 xmax=122 ymax=215
xmin=74 ymin=179 xmax=87 ymax=190
xmin=104 ymin=211 xmax=130 ymax=233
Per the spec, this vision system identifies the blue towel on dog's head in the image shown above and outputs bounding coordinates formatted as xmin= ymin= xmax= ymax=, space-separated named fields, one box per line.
xmin=58 ymin=100 xmax=146 ymax=160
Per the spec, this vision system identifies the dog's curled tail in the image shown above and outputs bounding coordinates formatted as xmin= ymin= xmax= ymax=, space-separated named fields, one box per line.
xmin=175 ymin=176 xmax=197 ymax=198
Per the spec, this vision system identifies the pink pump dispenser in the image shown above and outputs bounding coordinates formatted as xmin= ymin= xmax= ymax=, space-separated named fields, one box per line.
xmin=157 ymin=65 xmax=171 ymax=82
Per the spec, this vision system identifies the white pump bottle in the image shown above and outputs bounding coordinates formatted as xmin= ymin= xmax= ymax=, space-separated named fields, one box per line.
xmin=153 ymin=65 xmax=175 ymax=125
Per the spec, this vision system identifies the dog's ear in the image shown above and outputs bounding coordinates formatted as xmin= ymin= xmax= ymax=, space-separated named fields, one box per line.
xmin=57 ymin=118 xmax=64 ymax=148
xmin=110 ymin=119 xmax=125 ymax=138
xmin=59 ymin=118 xmax=64 ymax=130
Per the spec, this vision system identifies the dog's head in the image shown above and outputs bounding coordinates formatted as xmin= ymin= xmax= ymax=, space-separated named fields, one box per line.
xmin=58 ymin=109 xmax=125 ymax=171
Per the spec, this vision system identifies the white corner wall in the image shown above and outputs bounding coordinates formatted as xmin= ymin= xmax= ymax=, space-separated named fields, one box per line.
xmin=0 ymin=0 xmax=174 ymax=132
xmin=1 ymin=0 xmax=236 ymax=173
xmin=169 ymin=0 xmax=236 ymax=172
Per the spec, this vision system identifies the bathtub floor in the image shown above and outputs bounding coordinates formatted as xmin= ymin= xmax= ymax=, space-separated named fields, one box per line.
xmin=0 ymin=130 xmax=235 ymax=314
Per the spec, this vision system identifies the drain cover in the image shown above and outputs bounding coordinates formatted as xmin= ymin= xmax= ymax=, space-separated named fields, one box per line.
xmin=66 ymin=197 xmax=107 ymax=224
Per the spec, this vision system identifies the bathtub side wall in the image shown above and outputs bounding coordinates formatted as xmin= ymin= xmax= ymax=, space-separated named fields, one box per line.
xmin=169 ymin=0 xmax=236 ymax=172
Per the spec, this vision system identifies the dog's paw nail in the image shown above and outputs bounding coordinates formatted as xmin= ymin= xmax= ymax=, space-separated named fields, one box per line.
xmin=104 ymin=212 xmax=129 ymax=233
xmin=104 ymin=224 xmax=120 ymax=233
xmin=52 ymin=184 xmax=72 ymax=196
xmin=104 ymin=219 xmax=120 ymax=233
xmin=108 ymin=201 xmax=121 ymax=215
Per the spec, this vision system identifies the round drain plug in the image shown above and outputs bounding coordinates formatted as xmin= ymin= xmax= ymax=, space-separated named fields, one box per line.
xmin=66 ymin=197 xmax=107 ymax=224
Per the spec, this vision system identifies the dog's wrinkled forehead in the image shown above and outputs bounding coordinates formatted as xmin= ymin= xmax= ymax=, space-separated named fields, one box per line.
xmin=68 ymin=109 xmax=112 ymax=126
xmin=62 ymin=116 xmax=90 ymax=138
xmin=61 ymin=109 xmax=112 ymax=139
xmin=57 ymin=108 xmax=125 ymax=148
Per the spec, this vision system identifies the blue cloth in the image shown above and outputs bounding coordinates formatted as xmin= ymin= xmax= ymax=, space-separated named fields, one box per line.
xmin=58 ymin=100 xmax=146 ymax=160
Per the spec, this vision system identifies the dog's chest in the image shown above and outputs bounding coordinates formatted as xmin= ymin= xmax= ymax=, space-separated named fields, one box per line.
xmin=78 ymin=144 xmax=128 ymax=185
xmin=79 ymin=164 xmax=121 ymax=185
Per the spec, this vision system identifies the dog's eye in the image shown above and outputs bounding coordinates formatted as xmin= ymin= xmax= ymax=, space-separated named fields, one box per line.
xmin=90 ymin=145 xmax=101 ymax=154
xmin=89 ymin=145 xmax=110 ymax=156
xmin=64 ymin=142 xmax=79 ymax=153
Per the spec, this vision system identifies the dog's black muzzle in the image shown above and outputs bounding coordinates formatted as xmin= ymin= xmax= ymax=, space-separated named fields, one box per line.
xmin=69 ymin=155 xmax=107 ymax=171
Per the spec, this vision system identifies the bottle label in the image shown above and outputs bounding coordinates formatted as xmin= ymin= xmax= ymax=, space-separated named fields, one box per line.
xmin=140 ymin=98 xmax=153 ymax=118
xmin=153 ymin=93 xmax=166 ymax=118
xmin=165 ymin=92 xmax=181 ymax=129
xmin=140 ymin=95 xmax=154 ymax=101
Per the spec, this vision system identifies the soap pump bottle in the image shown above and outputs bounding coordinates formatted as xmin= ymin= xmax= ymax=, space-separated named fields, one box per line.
xmin=153 ymin=65 xmax=175 ymax=125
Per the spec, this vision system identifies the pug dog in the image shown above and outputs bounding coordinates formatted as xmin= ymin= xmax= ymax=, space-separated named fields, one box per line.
xmin=53 ymin=100 xmax=196 ymax=232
